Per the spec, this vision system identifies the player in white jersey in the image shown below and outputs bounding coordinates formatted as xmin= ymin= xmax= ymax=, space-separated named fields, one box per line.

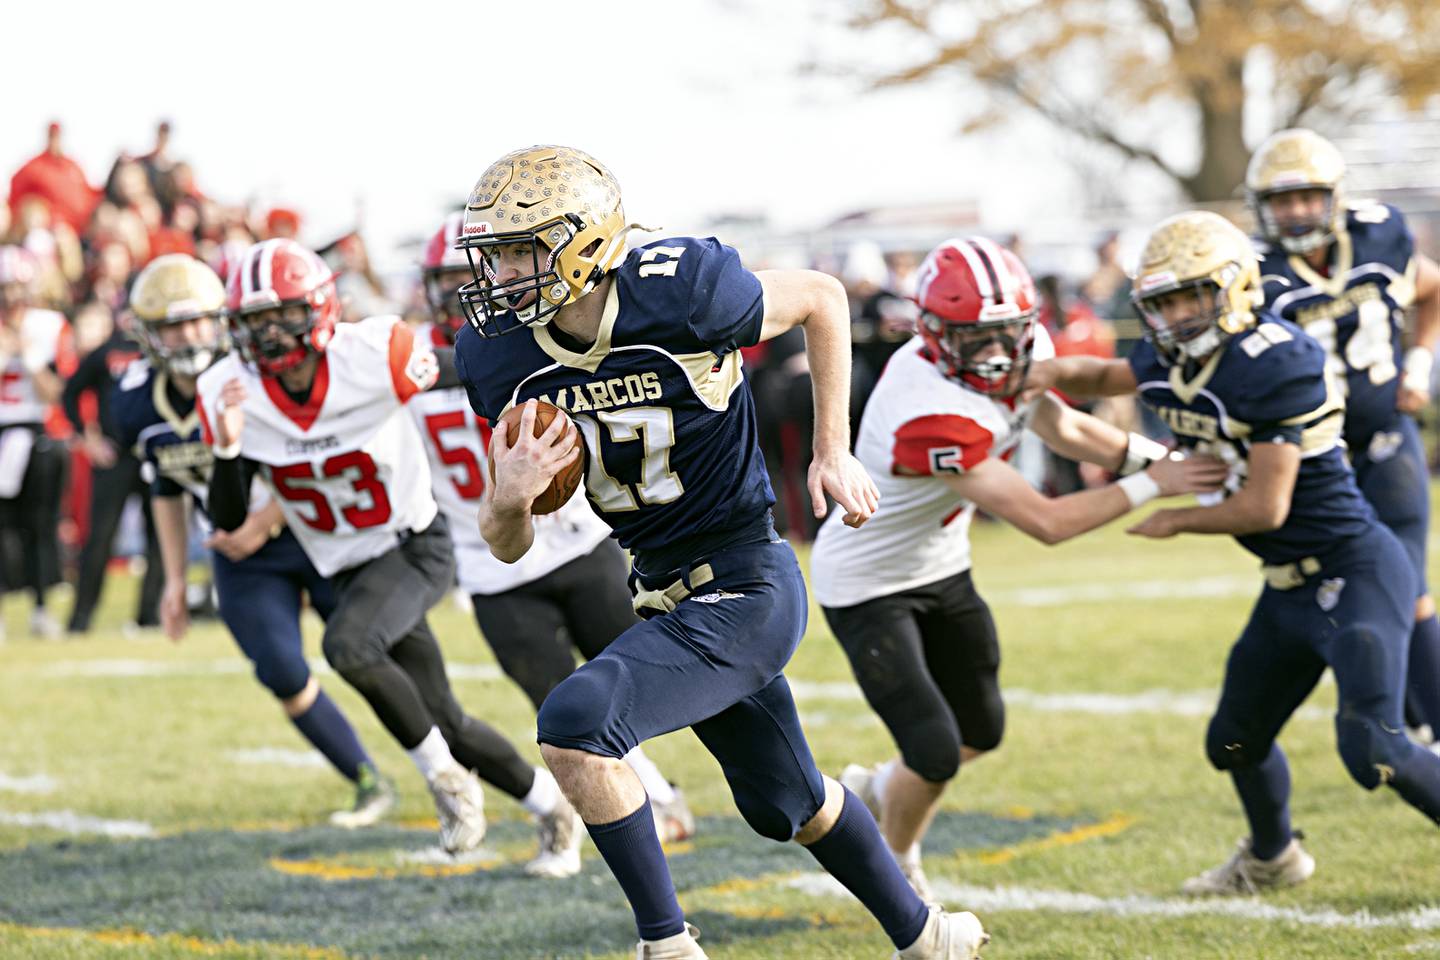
xmin=197 ymin=239 xmax=579 ymax=866
xmin=410 ymin=216 xmax=693 ymax=871
xmin=811 ymin=238 xmax=1226 ymax=899
xmin=0 ymin=245 xmax=69 ymax=639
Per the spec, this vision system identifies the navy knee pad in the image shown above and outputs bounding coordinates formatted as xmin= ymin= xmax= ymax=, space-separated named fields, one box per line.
xmin=722 ymin=769 xmax=823 ymax=842
xmin=1335 ymin=711 xmax=1412 ymax=790
xmin=253 ymin=653 xmax=310 ymax=702
xmin=1205 ymin=714 xmax=1263 ymax=771
xmin=536 ymin=657 xmax=630 ymax=757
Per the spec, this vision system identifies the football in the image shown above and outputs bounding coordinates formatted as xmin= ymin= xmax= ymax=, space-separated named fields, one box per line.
xmin=489 ymin=400 xmax=584 ymax=515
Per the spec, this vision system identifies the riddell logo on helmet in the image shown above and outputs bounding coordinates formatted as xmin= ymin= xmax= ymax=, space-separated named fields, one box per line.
xmin=462 ymin=223 xmax=492 ymax=235
xmin=1138 ymin=271 xmax=1177 ymax=292
xmin=979 ymin=303 xmax=1022 ymax=320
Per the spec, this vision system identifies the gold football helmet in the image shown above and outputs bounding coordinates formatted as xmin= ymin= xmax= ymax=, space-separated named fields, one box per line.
xmin=1246 ymin=128 xmax=1346 ymax=255
xmin=1131 ymin=211 xmax=1263 ymax=364
xmin=456 ymin=145 xmax=633 ymax=337
xmin=129 ymin=254 xmax=228 ymax=376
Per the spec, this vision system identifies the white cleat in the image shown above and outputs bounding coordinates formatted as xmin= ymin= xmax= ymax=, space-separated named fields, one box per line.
xmin=895 ymin=905 xmax=989 ymax=959
xmin=29 ymin=609 xmax=62 ymax=641
xmin=329 ymin=766 xmax=398 ymax=829
xmin=428 ymin=765 xmax=486 ymax=854
xmin=840 ymin=762 xmax=884 ymax=821
xmin=525 ymin=792 xmax=583 ymax=878
xmin=637 ymin=922 xmax=708 ymax=959
xmin=1181 ymin=834 xmax=1315 ymax=895
xmin=652 ymin=787 xmax=697 ymax=845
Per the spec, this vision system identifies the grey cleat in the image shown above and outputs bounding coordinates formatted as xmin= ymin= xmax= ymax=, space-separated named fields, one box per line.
xmin=1181 ymin=833 xmax=1315 ymax=895
xmin=330 ymin=764 xmax=397 ymax=829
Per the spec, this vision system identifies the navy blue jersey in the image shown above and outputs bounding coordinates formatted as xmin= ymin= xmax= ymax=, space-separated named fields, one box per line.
xmin=1128 ymin=318 xmax=1375 ymax=564
xmin=455 ymin=237 xmax=775 ymax=575
xmin=112 ymin=360 xmax=213 ymax=507
xmin=1256 ymin=202 xmax=1417 ymax=444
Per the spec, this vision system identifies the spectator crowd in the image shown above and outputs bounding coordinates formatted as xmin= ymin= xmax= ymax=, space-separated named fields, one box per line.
xmin=0 ymin=121 xmax=1128 ymax=638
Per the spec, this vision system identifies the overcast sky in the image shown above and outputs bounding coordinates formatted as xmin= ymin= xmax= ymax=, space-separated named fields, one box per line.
xmin=2 ymin=0 xmax=1131 ymax=268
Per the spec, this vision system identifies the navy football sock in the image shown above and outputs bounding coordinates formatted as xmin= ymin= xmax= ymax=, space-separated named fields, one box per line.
xmin=1407 ymin=614 xmax=1440 ymax=732
xmin=1390 ymin=739 xmax=1440 ymax=825
xmin=1231 ymin=744 xmax=1292 ymax=860
xmin=587 ymin=799 xmax=686 ymax=941
xmin=290 ymin=689 xmax=372 ymax=783
xmin=803 ymin=787 xmax=930 ymax=950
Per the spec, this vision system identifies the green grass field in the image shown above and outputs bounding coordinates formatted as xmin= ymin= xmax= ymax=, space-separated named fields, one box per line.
xmin=2 ymin=500 xmax=1438 ymax=959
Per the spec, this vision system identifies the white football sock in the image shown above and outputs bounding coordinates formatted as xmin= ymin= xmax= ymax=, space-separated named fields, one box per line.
xmin=624 ymin=746 xmax=676 ymax=804
xmin=406 ymin=727 xmax=457 ymax=782
xmin=521 ymin=766 xmax=560 ymax=817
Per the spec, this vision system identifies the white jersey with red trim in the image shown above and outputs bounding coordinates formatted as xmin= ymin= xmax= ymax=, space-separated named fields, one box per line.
xmin=0 ymin=309 xmax=67 ymax=426
xmin=811 ymin=328 xmax=1054 ymax=607
xmin=407 ymin=323 xmax=610 ymax=595
xmin=195 ymin=315 xmax=440 ymax=577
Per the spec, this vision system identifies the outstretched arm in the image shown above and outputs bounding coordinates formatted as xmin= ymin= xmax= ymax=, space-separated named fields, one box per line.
xmin=1028 ymin=393 xmax=1167 ymax=474
xmin=1023 ymin=356 xmax=1139 ymax=402
xmin=944 ymin=449 xmax=1227 ymax=546
xmin=1129 ymin=440 xmax=1297 ymax=539
xmin=756 ymin=269 xmax=879 ymax=527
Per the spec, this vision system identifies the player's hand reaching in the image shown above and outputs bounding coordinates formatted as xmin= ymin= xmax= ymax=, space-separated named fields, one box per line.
xmin=160 ymin=579 xmax=189 ymax=643
xmin=1397 ymin=383 xmax=1431 ymax=415
xmin=1126 ymin=509 xmax=1180 ymax=539
xmin=809 ymin=450 xmax=880 ymax=528
xmin=1147 ymin=452 xmax=1231 ymax=497
xmin=489 ymin=399 xmax=580 ymax=515
xmin=214 ymin=378 xmax=248 ymax=448
xmin=1018 ymin=358 xmax=1058 ymax=405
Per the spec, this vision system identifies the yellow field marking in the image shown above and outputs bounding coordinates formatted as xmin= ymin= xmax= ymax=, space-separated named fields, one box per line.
xmin=268 ymin=855 xmax=499 ymax=881
xmin=0 ymin=921 xmax=347 ymax=958
xmin=967 ymin=813 xmax=1137 ymax=866
xmin=662 ymin=841 xmax=694 ymax=856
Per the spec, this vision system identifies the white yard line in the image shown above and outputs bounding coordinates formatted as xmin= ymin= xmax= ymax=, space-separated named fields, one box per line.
xmin=986 ymin=575 xmax=1257 ymax=608
xmin=0 ymin=773 xmax=57 ymax=794
xmin=788 ymin=681 xmax=1329 ymax=721
xmin=0 ymin=809 xmax=154 ymax=838
xmin=786 ymin=873 xmax=1440 ymax=930
xmin=38 ymin=657 xmax=503 ymax=682
xmin=226 ymin=748 xmax=329 ymax=769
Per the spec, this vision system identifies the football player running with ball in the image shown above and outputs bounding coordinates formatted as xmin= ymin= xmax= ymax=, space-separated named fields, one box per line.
xmin=113 ymin=254 xmax=393 ymax=827
xmin=198 ymin=239 xmax=579 ymax=868
xmin=810 ymin=237 xmax=1228 ymax=900
xmin=1026 ymin=211 xmax=1440 ymax=894
xmin=457 ymin=145 xmax=987 ymax=959
xmin=408 ymin=214 xmax=694 ymax=876
xmin=1246 ymin=129 xmax=1440 ymax=745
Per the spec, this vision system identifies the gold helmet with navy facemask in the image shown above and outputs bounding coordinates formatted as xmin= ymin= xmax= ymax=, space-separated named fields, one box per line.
xmin=455 ymin=145 xmax=635 ymax=338
xmin=1131 ymin=211 xmax=1263 ymax=366
xmin=128 ymin=254 xmax=229 ymax=377
xmin=1246 ymin=128 xmax=1347 ymax=256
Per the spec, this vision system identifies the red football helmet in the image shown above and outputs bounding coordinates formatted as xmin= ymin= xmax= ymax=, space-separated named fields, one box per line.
xmin=225 ymin=239 xmax=339 ymax=375
xmin=422 ymin=211 xmax=469 ymax=342
xmin=913 ymin=237 xmax=1038 ymax=397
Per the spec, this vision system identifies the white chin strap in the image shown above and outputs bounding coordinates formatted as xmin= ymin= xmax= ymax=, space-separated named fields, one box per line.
xmin=169 ymin=349 xmax=214 ymax=377
xmin=1279 ymin=228 xmax=1330 ymax=255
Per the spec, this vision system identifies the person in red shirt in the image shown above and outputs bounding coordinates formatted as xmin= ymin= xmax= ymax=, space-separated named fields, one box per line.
xmin=8 ymin=123 xmax=98 ymax=236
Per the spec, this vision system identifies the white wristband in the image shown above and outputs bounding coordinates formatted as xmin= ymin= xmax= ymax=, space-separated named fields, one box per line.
xmin=1118 ymin=470 xmax=1161 ymax=509
xmin=1119 ymin=432 xmax=1169 ymax=476
xmin=212 ymin=439 xmax=242 ymax=460
xmin=1404 ymin=347 xmax=1433 ymax=393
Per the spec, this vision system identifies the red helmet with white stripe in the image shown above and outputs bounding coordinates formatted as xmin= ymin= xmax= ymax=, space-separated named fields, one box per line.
xmin=224 ymin=239 xmax=339 ymax=375
xmin=913 ymin=237 xmax=1038 ymax=397
xmin=421 ymin=211 xmax=469 ymax=342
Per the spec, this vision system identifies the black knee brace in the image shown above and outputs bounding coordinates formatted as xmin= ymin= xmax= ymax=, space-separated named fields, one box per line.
xmin=895 ymin=708 xmax=963 ymax=783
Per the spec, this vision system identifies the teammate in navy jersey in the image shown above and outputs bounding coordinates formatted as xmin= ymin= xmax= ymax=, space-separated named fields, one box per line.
xmin=112 ymin=254 xmax=393 ymax=828
xmin=455 ymin=145 xmax=987 ymax=959
xmin=1247 ymin=128 xmax=1440 ymax=743
xmin=1026 ymin=211 xmax=1440 ymax=895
